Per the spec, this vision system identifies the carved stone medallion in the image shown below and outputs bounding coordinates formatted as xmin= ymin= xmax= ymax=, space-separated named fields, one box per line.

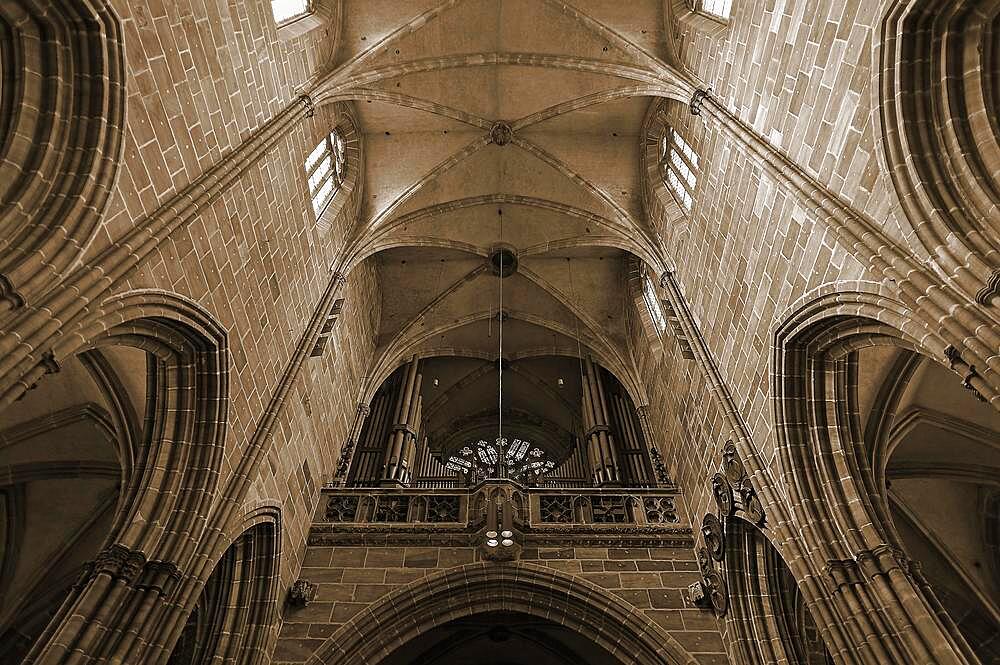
xmin=490 ymin=121 xmax=513 ymax=146
xmin=701 ymin=513 xmax=725 ymax=562
xmin=739 ymin=479 xmax=765 ymax=526
xmin=711 ymin=472 xmax=734 ymax=516
xmin=722 ymin=440 xmax=744 ymax=484
xmin=703 ymin=569 xmax=728 ymax=616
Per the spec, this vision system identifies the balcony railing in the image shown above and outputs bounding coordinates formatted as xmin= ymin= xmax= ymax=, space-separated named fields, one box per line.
xmin=313 ymin=481 xmax=686 ymax=529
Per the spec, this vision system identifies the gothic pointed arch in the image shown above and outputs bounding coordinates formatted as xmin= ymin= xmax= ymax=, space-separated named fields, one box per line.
xmin=724 ymin=516 xmax=835 ymax=665
xmin=304 ymin=562 xmax=699 ymax=665
xmin=166 ymin=508 xmax=281 ymax=665
xmin=772 ymin=286 xmax=998 ymax=663
xmin=15 ymin=289 xmax=230 ymax=665
xmin=877 ymin=0 xmax=1000 ymax=307
xmin=0 ymin=0 xmax=125 ymax=312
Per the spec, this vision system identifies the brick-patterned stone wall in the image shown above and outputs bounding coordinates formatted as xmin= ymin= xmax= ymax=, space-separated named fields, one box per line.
xmin=82 ymin=0 xmax=373 ymax=592
xmin=279 ymin=543 xmax=727 ymax=664
xmin=643 ymin=0 xmax=930 ymax=528
xmin=92 ymin=0 xmax=335 ymax=258
xmin=675 ymin=0 xmax=920 ymax=253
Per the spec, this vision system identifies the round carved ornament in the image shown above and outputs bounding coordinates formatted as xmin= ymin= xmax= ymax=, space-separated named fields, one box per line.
xmin=701 ymin=513 xmax=725 ymax=562
xmin=703 ymin=570 xmax=728 ymax=616
xmin=722 ymin=440 xmax=745 ymax=485
xmin=711 ymin=472 xmax=734 ymax=516
xmin=696 ymin=546 xmax=713 ymax=575
xmin=490 ymin=121 xmax=513 ymax=146
xmin=739 ymin=480 xmax=765 ymax=526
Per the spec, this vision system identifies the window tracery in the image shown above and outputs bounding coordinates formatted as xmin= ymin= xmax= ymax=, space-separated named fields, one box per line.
xmin=306 ymin=130 xmax=347 ymax=218
xmin=270 ymin=0 xmax=310 ymax=25
xmin=446 ymin=437 xmax=556 ymax=484
xmin=660 ymin=128 xmax=698 ymax=213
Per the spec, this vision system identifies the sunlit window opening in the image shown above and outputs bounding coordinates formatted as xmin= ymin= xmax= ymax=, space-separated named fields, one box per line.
xmin=271 ymin=0 xmax=310 ymax=24
xmin=643 ymin=275 xmax=667 ymax=335
xmin=306 ymin=130 xmax=347 ymax=218
xmin=702 ymin=0 xmax=734 ymax=19
xmin=661 ymin=128 xmax=698 ymax=212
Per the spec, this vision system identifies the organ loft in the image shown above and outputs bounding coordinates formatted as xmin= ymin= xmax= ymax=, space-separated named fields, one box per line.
xmin=0 ymin=1 xmax=998 ymax=664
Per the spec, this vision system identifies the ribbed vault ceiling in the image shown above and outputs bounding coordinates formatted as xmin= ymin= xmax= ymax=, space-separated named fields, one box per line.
xmin=325 ymin=0 xmax=686 ymax=437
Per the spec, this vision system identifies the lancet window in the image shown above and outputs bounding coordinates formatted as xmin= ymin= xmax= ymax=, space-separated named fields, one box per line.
xmin=660 ymin=128 xmax=698 ymax=212
xmin=306 ymin=130 xmax=347 ymax=218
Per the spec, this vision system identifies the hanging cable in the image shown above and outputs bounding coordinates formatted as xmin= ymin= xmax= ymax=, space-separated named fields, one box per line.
xmin=496 ymin=208 xmax=505 ymax=478
xmin=567 ymin=257 xmax=587 ymax=459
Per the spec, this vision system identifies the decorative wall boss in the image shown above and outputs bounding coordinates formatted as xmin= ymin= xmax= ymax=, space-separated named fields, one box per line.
xmin=287 ymin=579 xmax=318 ymax=607
xmin=689 ymin=544 xmax=728 ymax=616
xmin=713 ymin=440 xmax=765 ymax=526
xmin=689 ymin=441 xmax=765 ymax=616
xmin=489 ymin=121 xmax=513 ymax=146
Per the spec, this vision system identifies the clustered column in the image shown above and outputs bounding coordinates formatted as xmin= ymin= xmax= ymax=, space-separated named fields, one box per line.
xmin=381 ymin=356 xmax=423 ymax=486
xmin=580 ymin=356 xmax=621 ymax=486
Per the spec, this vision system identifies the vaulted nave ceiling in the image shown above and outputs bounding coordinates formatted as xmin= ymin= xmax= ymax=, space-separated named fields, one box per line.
xmin=322 ymin=0 xmax=689 ymax=398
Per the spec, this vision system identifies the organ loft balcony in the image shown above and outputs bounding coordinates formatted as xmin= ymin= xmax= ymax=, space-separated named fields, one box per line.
xmin=311 ymin=480 xmax=691 ymax=558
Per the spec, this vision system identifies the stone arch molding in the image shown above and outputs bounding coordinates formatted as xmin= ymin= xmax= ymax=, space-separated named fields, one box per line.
xmin=771 ymin=288 xmax=982 ymax=663
xmin=306 ymin=562 xmax=699 ymax=665
xmin=878 ymin=0 xmax=1000 ymax=307
xmin=164 ymin=507 xmax=282 ymax=665
xmin=20 ymin=289 xmax=230 ymax=665
xmin=0 ymin=0 xmax=125 ymax=313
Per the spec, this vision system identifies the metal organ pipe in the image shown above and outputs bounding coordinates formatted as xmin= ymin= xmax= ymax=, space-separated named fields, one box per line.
xmin=382 ymin=358 xmax=422 ymax=485
xmin=580 ymin=356 xmax=621 ymax=486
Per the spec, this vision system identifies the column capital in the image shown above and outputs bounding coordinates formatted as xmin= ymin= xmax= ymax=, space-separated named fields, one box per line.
xmin=689 ymin=87 xmax=712 ymax=116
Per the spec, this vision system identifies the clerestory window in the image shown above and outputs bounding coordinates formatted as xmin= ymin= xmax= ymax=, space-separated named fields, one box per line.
xmin=642 ymin=275 xmax=667 ymax=336
xmin=305 ymin=130 xmax=347 ymax=219
xmin=701 ymin=0 xmax=734 ymax=19
xmin=660 ymin=128 xmax=698 ymax=213
xmin=270 ymin=0 xmax=310 ymax=25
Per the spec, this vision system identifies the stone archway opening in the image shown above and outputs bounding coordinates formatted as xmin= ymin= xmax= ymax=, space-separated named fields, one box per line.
xmin=375 ymin=610 xmax=624 ymax=665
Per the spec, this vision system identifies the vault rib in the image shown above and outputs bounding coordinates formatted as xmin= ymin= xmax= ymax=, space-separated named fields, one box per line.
xmin=330 ymin=0 xmax=469 ymax=79
xmin=322 ymin=53 xmax=666 ymax=96
xmin=366 ymin=135 xmax=491 ymax=229
xmin=540 ymin=0 xmax=675 ymax=73
xmin=324 ymin=89 xmax=493 ymax=130
xmin=510 ymin=136 xmax=653 ymax=238
xmin=512 ymin=85 xmax=682 ymax=130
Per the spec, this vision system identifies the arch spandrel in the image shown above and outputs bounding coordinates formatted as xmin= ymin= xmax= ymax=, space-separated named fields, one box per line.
xmin=298 ymin=562 xmax=699 ymax=665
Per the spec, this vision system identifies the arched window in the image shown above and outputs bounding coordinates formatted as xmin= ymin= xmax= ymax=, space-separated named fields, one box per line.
xmin=660 ymin=127 xmax=698 ymax=212
xmin=701 ymin=0 xmax=734 ymax=19
xmin=642 ymin=274 xmax=667 ymax=336
xmin=306 ymin=130 xmax=347 ymax=218
xmin=270 ymin=0 xmax=310 ymax=25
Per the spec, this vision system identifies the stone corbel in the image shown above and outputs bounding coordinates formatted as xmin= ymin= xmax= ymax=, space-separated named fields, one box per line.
xmin=822 ymin=558 xmax=862 ymax=593
xmin=943 ymin=345 xmax=987 ymax=402
xmin=0 ymin=274 xmax=25 ymax=310
xmin=287 ymin=578 xmax=318 ymax=607
xmin=975 ymin=268 xmax=1000 ymax=305
xmin=299 ymin=93 xmax=316 ymax=118
xmin=690 ymin=87 xmax=712 ymax=116
xmin=856 ymin=544 xmax=911 ymax=581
